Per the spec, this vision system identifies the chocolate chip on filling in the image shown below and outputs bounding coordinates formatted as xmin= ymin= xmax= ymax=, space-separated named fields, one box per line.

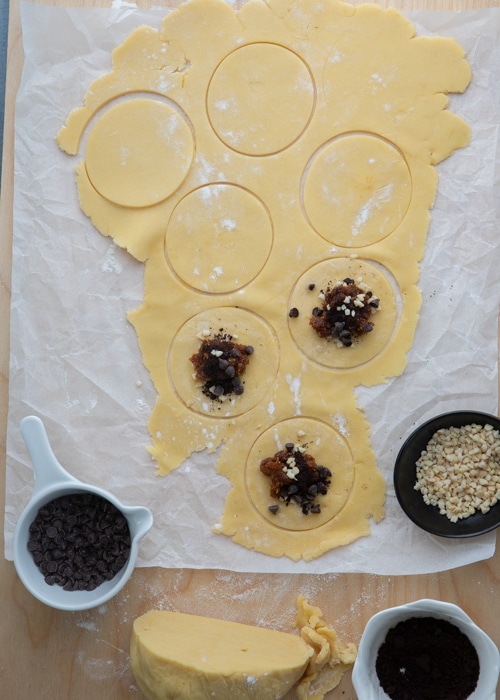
xmin=260 ymin=442 xmax=332 ymax=515
xmin=190 ymin=331 xmax=254 ymax=401
xmin=308 ymin=277 xmax=380 ymax=347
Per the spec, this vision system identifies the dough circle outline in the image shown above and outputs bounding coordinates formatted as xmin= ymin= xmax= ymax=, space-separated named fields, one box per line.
xmin=85 ymin=97 xmax=194 ymax=208
xmin=164 ymin=183 xmax=274 ymax=294
xmin=245 ymin=417 xmax=355 ymax=532
xmin=302 ymin=132 xmax=412 ymax=247
xmin=288 ymin=257 xmax=400 ymax=370
xmin=168 ymin=306 xmax=280 ymax=418
xmin=206 ymin=42 xmax=316 ymax=156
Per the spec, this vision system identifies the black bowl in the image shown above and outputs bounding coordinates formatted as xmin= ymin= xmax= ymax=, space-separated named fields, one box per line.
xmin=394 ymin=411 xmax=500 ymax=538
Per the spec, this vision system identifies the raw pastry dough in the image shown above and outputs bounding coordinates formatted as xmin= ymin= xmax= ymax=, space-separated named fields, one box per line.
xmin=57 ymin=0 xmax=471 ymax=560
xmin=245 ymin=417 xmax=355 ymax=532
xmin=130 ymin=610 xmax=312 ymax=700
xmin=303 ymin=133 xmax=412 ymax=248
xmin=288 ymin=257 xmax=398 ymax=371
xmin=168 ymin=306 xmax=280 ymax=418
xmin=85 ymin=98 xmax=194 ymax=208
xmin=295 ymin=595 xmax=357 ymax=700
xmin=130 ymin=597 xmax=356 ymax=700
xmin=207 ymin=42 xmax=315 ymax=155
xmin=165 ymin=184 xmax=273 ymax=293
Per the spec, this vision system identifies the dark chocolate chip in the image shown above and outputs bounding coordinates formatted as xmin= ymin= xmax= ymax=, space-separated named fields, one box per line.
xmin=27 ymin=492 xmax=131 ymax=593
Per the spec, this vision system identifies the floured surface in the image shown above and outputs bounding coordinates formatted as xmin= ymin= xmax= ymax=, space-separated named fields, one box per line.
xmin=5 ymin=2 xmax=500 ymax=573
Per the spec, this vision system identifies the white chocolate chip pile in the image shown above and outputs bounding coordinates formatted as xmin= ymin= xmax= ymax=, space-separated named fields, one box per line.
xmin=415 ymin=423 xmax=500 ymax=522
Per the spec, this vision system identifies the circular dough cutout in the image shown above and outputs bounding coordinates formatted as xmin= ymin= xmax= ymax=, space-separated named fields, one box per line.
xmin=288 ymin=258 xmax=398 ymax=369
xmin=207 ymin=43 xmax=315 ymax=156
xmin=169 ymin=307 xmax=280 ymax=418
xmin=165 ymin=184 xmax=273 ymax=293
xmin=245 ymin=417 xmax=354 ymax=531
xmin=85 ymin=98 xmax=194 ymax=208
xmin=303 ymin=133 xmax=411 ymax=246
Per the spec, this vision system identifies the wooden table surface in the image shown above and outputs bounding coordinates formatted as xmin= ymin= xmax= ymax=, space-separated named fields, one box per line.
xmin=1 ymin=1 xmax=499 ymax=698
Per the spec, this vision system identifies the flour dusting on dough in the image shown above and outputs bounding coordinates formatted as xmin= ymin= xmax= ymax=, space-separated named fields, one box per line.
xmin=352 ymin=183 xmax=394 ymax=237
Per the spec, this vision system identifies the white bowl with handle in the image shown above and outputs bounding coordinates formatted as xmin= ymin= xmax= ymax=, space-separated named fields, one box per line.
xmin=13 ymin=416 xmax=153 ymax=611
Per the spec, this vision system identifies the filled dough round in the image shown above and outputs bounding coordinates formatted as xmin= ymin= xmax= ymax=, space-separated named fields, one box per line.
xmin=168 ymin=306 xmax=280 ymax=417
xmin=245 ymin=417 xmax=355 ymax=531
xmin=288 ymin=257 xmax=399 ymax=369
xmin=207 ymin=43 xmax=315 ymax=156
xmin=165 ymin=184 xmax=273 ymax=293
xmin=85 ymin=98 xmax=194 ymax=208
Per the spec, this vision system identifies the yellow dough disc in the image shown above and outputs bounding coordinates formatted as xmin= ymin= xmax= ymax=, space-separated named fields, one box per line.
xmin=303 ymin=133 xmax=412 ymax=247
xmin=288 ymin=257 xmax=398 ymax=369
xmin=85 ymin=98 xmax=194 ymax=207
xmin=168 ymin=306 xmax=280 ymax=418
xmin=245 ymin=417 xmax=355 ymax=532
xmin=207 ymin=43 xmax=315 ymax=156
xmin=165 ymin=184 xmax=273 ymax=293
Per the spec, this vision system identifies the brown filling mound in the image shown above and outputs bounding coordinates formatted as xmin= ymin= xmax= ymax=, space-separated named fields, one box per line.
xmin=309 ymin=277 xmax=379 ymax=347
xmin=260 ymin=442 xmax=332 ymax=515
xmin=190 ymin=332 xmax=254 ymax=400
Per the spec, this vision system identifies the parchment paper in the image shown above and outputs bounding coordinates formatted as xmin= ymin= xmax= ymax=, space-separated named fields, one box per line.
xmin=4 ymin=1 xmax=500 ymax=574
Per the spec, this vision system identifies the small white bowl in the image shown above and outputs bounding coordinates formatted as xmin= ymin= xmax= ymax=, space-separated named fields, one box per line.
xmin=352 ymin=598 xmax=499 ymax=700
xmin=13 ymin=416 xmax=153 ymax=612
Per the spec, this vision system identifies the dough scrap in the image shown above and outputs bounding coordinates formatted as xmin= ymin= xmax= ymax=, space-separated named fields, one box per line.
xmin=130 ymin=597 xmax=356 ymax=700
xmin=57 ymin=0 xmax=471 ymax=560
xmin=295 ymin=595 xmax=357 ymax=700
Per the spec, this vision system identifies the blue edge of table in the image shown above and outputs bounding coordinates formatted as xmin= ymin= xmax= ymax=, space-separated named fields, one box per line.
xmin=0 ymin=0 xmax=10 ymax=191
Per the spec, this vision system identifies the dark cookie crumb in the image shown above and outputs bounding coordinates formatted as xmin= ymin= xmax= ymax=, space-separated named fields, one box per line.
xmin=260 ymin=443 xmax=331 ymax=515
xmin=376 ymin=616 xmax=479 ymax=700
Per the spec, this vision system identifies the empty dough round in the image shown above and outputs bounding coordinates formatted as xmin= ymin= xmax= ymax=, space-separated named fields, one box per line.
xmin=288 ymin=257 xmax=399 ymax=369
xmin=245 ymin=417 xmax=355 ymax=531
xmin=303 ymin=133 xmax=412 ymax=247
xmin=85 ymin=98 xmax=194 ymax=208
xmin=207 ymin=43 xmax=315 ymax=156
xmin=168 ymin=306 xmax=280 ymax=418
xmin=165 ymin=184 xmax=273 ymax=293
